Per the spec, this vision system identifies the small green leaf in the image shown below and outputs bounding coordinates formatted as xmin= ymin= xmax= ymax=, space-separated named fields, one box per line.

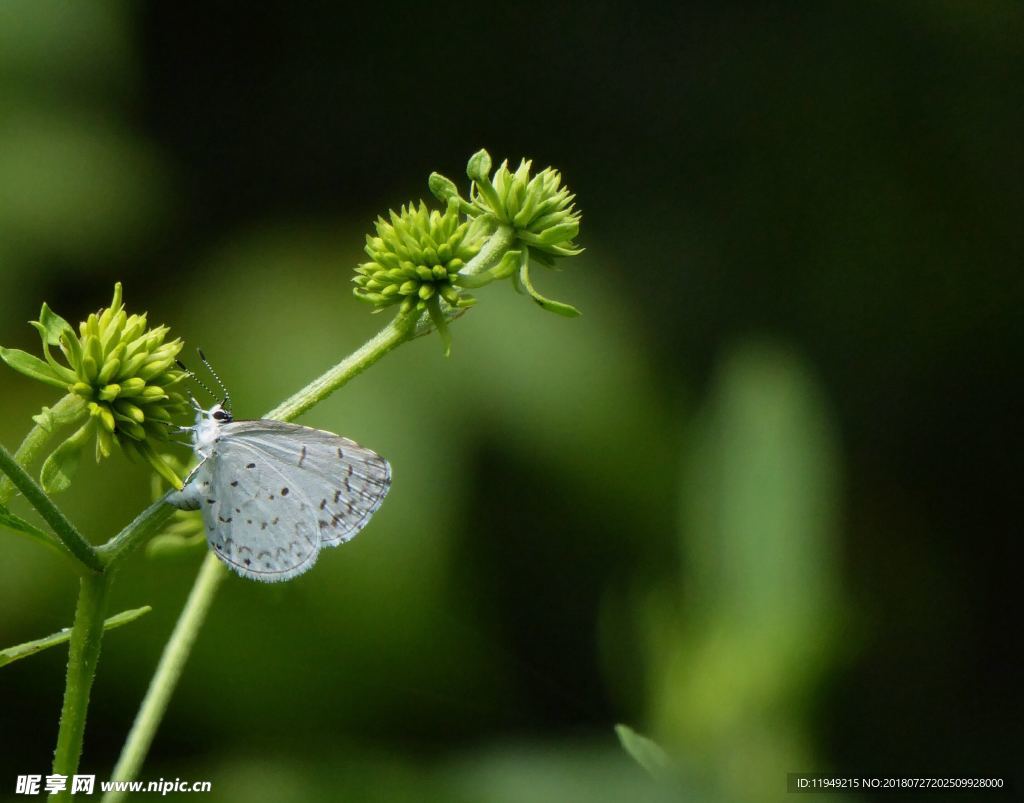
xmin=31 ymin=407 xmax=57 ymax=433
xmin=0 ymin=606 xmax=152 ymax=669
xmin=615 ymin=724 xmax=671 ymax=778
xmin=520 ymin=220 xmax=580 ymax=247
xmin=428 ymin=172 xmax=460 ymax=203
xmin=425 ymin=296 xmax=453 ymax=356
xmin=0 ymin=347 xmax=70 ymax=389
xmin=60 ymin=328 xmax=84 ymax=368
xmin=34 ymin=302 xmax=75 ymax=346
xmin=31 ymin=398 xmax=87 ymax=433
xmin=40 ymin=422 xmax=92 ymax=494
xmin=518 ymin=255 xmax=581 ymax=317
xmin=466 ymin=148 xmax=492 ymax=182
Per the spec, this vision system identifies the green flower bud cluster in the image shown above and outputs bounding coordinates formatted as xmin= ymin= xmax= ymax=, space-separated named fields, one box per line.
xmin=464 ymin=150 xmax=582 ymax=258
xmin=354 ymin=148 xmax=584 ymax=354
xmin=0 ymin=283 xmax=187 ymax=491
xmin=429 ymin=149 xmax=583 ymax=317
xmin=353 ymin=199 xmax=485 ymax=315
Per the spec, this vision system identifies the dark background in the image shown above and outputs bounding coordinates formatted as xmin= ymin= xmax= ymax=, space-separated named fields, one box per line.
xmin=0 ymin=2 xmax=1019 ymax=801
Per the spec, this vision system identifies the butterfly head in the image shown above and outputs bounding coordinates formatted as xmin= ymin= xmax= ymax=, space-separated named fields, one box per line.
xmin=178 ymin=349 xmax=235 ymax=453
xmin=191 ymin=400 xmax=233 ymax=452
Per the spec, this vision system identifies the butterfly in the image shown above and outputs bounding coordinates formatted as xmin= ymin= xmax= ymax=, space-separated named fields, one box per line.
xmin=168 ymin=399 xmax=390 ymax=582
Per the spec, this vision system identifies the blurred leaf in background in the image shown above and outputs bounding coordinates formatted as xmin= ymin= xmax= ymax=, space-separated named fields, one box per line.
xmin=646 ymin=341 xmax=846 ymax=801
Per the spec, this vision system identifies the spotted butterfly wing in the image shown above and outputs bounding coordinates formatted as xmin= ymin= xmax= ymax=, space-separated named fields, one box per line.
xmin=172 ymin=420 xmax=390 ymax=582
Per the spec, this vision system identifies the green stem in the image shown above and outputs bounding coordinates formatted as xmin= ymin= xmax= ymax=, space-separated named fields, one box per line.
xmin=0 ymin=393 xmax=81 ymax=504
xmin=98 ymin=497 xmax=178 ymax=567
xmin=266 ymin=310 xmax=416 ymax=421
xmin=103 ymin=553 xmax=224 ymax=803
xmin=52 ymin=572 xmax=112 ymax=800
xmin=460 ymin=223 xmax=515 ymax=279
xmin=106 ymin=311 xmax=420 ymax=792
xmin=0 ymin=444 xmax=103 ymax=573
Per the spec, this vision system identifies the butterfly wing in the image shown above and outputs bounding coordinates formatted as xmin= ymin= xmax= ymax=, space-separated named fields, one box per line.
xmin=220 ymin=419 xmax=391 ymax=549
xmin=193 ymin=437 xmax=323 ymax=582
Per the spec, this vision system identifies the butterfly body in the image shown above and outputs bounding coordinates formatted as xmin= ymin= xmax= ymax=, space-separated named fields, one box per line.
xmin=168 ymin=403 xmax=390 ymax=582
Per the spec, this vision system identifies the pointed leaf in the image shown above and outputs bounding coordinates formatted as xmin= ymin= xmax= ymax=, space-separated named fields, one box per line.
xmin=466 ymin=148 xmax=492 ymax=181
xmin=32 ymin=407 xmax=57 ymax=433
xmin=615 ymin=724 xmax=672 ymax=778
xmin=519 ymin=256 xmax=581 ymax=317
xmin=425 ymin=296 xmax=452 ymax=357
xmin=35 ymin=303 xmax=75 ymax=346
xmin=31 ymin=398 xmax=87 ymax=433
xmin=0 ymin=348 xmax=69 ymax=389
xmin=428 ymin=172 xmax=460 ymax=203
xmin=0 ymin=606 xmax=152 ymax=668
xmin=40 ymin=423 xmax=92 ymax=494
xmin=518 ymin=221 xmax=580 ymax=247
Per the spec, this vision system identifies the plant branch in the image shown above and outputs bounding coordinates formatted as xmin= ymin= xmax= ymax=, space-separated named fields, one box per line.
xmin=98 ymin=497 xmax=179 ymax=568
xmin=103 ymin=553 xmax=224 ymax=803
xmin=0 ymin=444 xmax=103 ymax=573
xmin=265 ymin=310 xmax=416 ymax=421
xmin=52 ymin=573 xmax=112 ymax=800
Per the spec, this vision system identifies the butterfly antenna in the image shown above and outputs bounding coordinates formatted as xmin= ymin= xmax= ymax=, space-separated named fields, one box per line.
xmin=198 ymin=348 xmax=232 ymax=412
xmin=176 ymin=358 xmax=217 ymax=406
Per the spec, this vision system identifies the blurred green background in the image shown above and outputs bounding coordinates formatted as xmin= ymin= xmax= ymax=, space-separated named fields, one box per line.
xmin=1 ymin=2 xmax=1019 ymax=801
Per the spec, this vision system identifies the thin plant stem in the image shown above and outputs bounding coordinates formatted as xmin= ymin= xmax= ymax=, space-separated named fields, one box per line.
xmin=106 ymin=310 xmax=421 ymax=794
xmin=103 ymin=553 xmax=224 ymax=803
xmin=51 ymin=572 xmax=112 ymax=801
xmin=0 ymin=444 xmax=103 ymax=573
xmin=266 ymin=310 xmax=416 ymax=421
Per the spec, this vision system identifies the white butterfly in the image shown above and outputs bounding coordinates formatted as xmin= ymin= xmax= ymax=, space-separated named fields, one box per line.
xmin=168 ymin=401 xmax=390 ymax=582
